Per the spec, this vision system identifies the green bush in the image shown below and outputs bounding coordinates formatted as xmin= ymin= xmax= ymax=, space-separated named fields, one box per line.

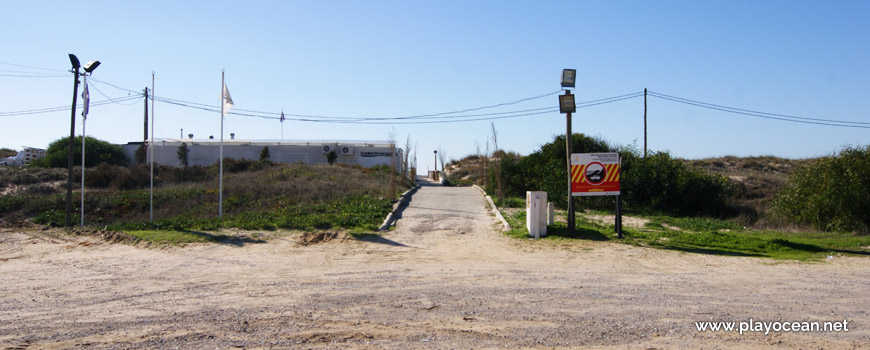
xmin=621 ymin=151 xmax=734 ymax=217
xmin=489 ymin=134 xmax=734 ymax=217
xmin=32 ymin=136 xmax=128 ymax=168
xmin=773 ymin=146 xmax=870 ymax=233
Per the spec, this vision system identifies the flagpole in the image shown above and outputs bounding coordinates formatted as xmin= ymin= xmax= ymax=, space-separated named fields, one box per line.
xmin=80 ymin=75 xmax=87 ymax=228
xmin=149 ymin=72 xmax=155 ymax=222
xmin=219 ymin=71 xmax=224 ymax=218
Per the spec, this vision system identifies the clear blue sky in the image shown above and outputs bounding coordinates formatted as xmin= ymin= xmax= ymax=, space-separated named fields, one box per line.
xmin=2 ymin=1 xmax=869 ymax=171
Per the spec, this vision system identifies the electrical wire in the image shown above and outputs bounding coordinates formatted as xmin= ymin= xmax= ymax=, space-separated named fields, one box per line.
xmin=648 ymin=91 xmax=870 ymax=129
xmin=0 ymin=61 xmax=67 ymax=73
xmin=0 ymin=95 xmax=141 ymax=117
xmin=88 ymin=81 xmax=142 ymax=106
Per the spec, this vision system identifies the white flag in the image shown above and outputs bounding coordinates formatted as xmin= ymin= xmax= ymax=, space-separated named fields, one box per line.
xmin=222 ymin=81 xmax=234 ymax=113
xmin=81 ymin=76 xmax=90 ymax=119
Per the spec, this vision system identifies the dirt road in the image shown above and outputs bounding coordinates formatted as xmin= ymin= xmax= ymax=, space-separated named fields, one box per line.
xmin=2 ymin=180 xmax=869 ymax=349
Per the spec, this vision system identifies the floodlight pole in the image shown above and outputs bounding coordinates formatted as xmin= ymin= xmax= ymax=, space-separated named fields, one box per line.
xmin=564 ymin=90 xmax=575 ymax=236
xmin=434 ymin=150 xmax=437 ymax=181
xmin=66 ymin=62 xmax=81 ymax=227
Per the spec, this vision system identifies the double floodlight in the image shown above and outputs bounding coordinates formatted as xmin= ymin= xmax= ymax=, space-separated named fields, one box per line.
xmin=559 ymin=93 xmax=576 ymax=114
xmin=68 ymin=54 xmax=100 ymax=73
xmin=561 ymin=69 xmax=576 ymax=89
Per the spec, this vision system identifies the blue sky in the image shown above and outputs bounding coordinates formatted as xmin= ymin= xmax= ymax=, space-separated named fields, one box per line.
xmin=2 ymin=1 xmax=869 ymax=171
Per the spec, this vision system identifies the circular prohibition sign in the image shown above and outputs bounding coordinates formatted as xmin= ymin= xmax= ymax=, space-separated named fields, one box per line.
xmin=584 ymin=161 xmax=607 ymax=185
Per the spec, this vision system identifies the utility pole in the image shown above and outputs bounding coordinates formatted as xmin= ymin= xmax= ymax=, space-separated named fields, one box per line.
xmin=66 ymin=64 xmax=81 ymax=227
xmin=643 ymin=88 xmax=647 ymax=158
xmin=564 ymin=93 xmax=575 ymax=236
xmin=144 ymin=87 xmax=149 ymax=142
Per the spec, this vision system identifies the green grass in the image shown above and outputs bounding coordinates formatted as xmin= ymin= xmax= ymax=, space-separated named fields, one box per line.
xmin=501 ymin=209 xmax=870 ymax=261
xmin=107 ymin=195 xmax=391 ymax=233
xmin=124 ymin=230 xmax=228 ymax=244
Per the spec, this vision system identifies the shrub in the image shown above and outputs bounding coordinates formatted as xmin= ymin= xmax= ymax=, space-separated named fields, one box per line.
xmin=85 ymin=163 xmax=123 ymax=188
xmin=773 ymin=146 xmax=870 ymax=233
xmin=177 ymin=143 xmax=190 ymax=167
xmin=490 ymin=134 xmax=734 ymax=217
xmin=32 ymin=136 xmax=128 ymax=168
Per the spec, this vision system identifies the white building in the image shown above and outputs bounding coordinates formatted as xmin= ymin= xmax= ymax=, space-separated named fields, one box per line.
xmin=123 ymin=139 xmax=403 ymax=170
xmin=0 ymin=147 xmax=46 ymax=167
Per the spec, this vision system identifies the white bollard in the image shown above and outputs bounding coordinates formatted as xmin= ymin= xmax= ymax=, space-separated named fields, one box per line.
xmin=526 ymin=191 xmax=548 ymax=239
xmin=547 ymin=202 xmax=555 ymax=226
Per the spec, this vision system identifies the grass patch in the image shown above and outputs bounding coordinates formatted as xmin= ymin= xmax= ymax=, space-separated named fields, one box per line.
xmin=498 ymin=207 xmax=870 ymax=261
xmin=124 ymin=230 xmax=228 ymax=244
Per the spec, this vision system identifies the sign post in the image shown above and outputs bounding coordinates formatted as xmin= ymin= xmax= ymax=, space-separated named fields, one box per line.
xmin=571 ymin=152 xmax=623 ymax=238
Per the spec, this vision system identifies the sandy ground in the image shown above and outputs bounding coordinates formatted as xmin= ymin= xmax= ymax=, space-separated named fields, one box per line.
xmin=2 ymin=179 xmax=870 ymax=349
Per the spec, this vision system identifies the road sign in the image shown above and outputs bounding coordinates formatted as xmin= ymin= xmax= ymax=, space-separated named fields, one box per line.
xmin=571 ymin=153 xmax=620 ymax=196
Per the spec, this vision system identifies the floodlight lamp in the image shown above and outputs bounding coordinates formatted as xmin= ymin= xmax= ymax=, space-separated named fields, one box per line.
xmin=83 ymin=60 xmax=101 ymax=73
xmin=68 ymin=54 xmax=81 ymax=70
xmin=561 ymin=69 xmax=576 ymax=88
xmin=559 ymin=94 xmax=576 ymax=114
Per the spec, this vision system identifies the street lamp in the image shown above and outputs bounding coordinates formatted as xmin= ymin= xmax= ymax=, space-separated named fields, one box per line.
xmin=66 ymin=54 xmax=99 ymax=227
xmin=559 ymin=68 xmax=576 ymax=236
xmin=433 ymin=150 xmax=438 ymax=181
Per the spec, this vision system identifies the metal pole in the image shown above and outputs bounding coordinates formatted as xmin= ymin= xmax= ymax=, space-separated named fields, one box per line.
xmin=643 ymin=88 xmax=647 ymax=158
xmin=616 ymin=157 xmax=623 ymax=238
xmin=66 ymin=67 xmax=80 ymax=227
xmin=565 ymin=90 xmax=575 ymax=236
xmin=433 ymin=150 xmax=437 ymax=181
xmin=143 ymin=87 xmax=149 ymax=142
xmin=81 ymin=84 xmax=86 ymax=228
xmin=219 ymin=71 xmax=224 ymax=217
xmin=149 ymin=72 xmax=155 ymax=222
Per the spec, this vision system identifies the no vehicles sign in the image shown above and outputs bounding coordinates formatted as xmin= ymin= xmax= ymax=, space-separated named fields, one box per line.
xmin=571 ymin=153 xmax=620 ymax=196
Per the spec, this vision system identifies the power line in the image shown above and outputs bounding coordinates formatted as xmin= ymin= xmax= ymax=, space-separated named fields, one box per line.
xmin=0 ymin=95 xmax=141 ymax=117
xmin=648 ymin=91 xmax=870 ymax=129
xmin=88 ymin=81 xmax=142 ymax=106
xmin=0 ymin=61 xmax=67 ymax=73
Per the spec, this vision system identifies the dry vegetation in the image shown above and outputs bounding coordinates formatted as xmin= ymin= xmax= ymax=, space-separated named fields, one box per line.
xmin=0 ymin=161 xmax=409 ymax=232
xmin=685 ymin=156 xmax=813 ymax=227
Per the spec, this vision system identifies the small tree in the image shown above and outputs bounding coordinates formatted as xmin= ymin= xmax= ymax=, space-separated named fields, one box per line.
xmin=259 ymin=146 xmax=271 ymax=161
xmin=490 ymin=122 xmax=503 ymax=201
xmin=388 ymin=128 xmax=398 ymax=200
xmin=326 ymin=151 xmax=338 ymax=165
xmin=177 ymin=143 xmax=190 ymax=167
xmin=135 ymin=144 xmax=147 ymax=164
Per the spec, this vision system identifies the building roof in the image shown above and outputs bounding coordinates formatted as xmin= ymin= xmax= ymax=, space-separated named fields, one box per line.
xmin=129 ymin=139 xmax=395 ymax=147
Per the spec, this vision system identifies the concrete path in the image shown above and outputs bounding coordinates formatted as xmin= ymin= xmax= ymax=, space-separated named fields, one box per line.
xmin=381 ymin=178 xmax=506 ymax=260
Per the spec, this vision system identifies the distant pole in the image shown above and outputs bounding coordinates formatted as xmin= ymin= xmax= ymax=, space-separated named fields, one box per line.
xmin=433 ymin=150 xmax=437 ymax=181
xmin=81 ymin=75 xmax=87 ymax=228
xmin=66 ymin=66 xmax=81 ymax=227
xmin=219 ymin=71 xmax=225 ymax=217
xmin=143 ymin=87 xmax=149 ymax=142
xmin=643 ymin=88 xmax=647 ymax=158
xmin=615 ymin=157 xmax=623 ymax=238
xmin=564 ymin=91 xmax=575 ymax=236
xmin=149 ymin=72 xmax=155 ymax=222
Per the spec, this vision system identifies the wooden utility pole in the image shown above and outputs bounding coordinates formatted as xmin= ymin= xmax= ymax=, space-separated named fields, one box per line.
xmin=644 ymin=88 xmax=647 ymax=158
xmin=144 ymin=87 xmax=149 ymax=142
xmin=565 ymin=91 xmax=575 ymax=236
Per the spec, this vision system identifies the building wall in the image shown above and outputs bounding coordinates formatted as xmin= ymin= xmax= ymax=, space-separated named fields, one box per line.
xmin=123 ymin=140 xmax=403 ymax=170
xmin=0 ymin=147 xmax=46 ymax=167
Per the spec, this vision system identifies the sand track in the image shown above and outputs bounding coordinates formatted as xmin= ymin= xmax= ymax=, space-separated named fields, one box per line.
xmin=1 ymin=180 xmax=869 ymax=349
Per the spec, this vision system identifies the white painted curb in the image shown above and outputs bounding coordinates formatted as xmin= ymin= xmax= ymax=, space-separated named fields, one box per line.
xmin=378 ymin=185 xmax=421 ymax=231
xmin=472 ymin=185 xmax=511 ymax=231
